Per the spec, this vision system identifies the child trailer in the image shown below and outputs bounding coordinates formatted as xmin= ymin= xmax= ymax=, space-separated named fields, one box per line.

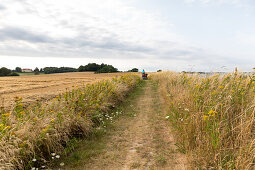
xmin=142 ymin=73 xmax=148 ymax=80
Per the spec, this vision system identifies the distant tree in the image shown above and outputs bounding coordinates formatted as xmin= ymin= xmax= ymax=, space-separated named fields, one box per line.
xmin=78 ymin=63 xmax=118 ymax=73
xmin=0 ymin=67 xmax=12 ymax=76
xmin=43 ymin=67 xmax=77 ymax=74
xmin=15 ymin=67 xmax=22 ymax=73
xmin=128 ymin=68 xmax=139 ymax=72
xmin=34 ymin=67 xmax=39 ymax=72
xmin=96 ymin=65 xmax=118 ymax=73
xmin=39 ymin=68 xmax=43 ymax=72
xmin=157 ymin=70 xmax=162 ymax=72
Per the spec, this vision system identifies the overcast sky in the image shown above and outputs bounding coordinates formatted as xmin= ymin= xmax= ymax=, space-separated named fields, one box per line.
xmin=0 ymin=0 xmax=254 ymax=72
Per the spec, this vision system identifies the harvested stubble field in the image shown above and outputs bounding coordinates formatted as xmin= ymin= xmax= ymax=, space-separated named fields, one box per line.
xmin=0 ymin=73 xmax=141 ymax=169
xmin=0 ymin=72 xmax=130 ymax=109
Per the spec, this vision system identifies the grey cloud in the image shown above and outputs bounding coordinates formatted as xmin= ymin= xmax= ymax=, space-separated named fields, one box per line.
xmin=0 ymin=25 xmax=155 ymax=55
xmin=0 ymin=27 xmax=54 ymax=43
xmin=0 ymin=4 xmax=5 ymax=10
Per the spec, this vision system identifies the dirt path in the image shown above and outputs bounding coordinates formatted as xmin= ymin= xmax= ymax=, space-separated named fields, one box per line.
xmin=61 ymin=81 xmax=188 ymax=170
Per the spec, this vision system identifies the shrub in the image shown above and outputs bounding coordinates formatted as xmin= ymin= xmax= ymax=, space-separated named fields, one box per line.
xmin=8 ymin=72 xmax=20 ymax=76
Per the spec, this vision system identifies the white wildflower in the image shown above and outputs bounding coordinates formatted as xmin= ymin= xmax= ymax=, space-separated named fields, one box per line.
xmin=185 ymin=108 xmax=189 ymax=112
xmin=51 ymin=153 xmax=56 ymax=156
xmin=165 ymin=116 xmax=170 ymax=119
xmin=60 ymin=162 xmax=65 ymax=166
xmin=32 ymin=158 xmax=36 ymax=162
xmin=56 ymin=155 xmax=60 ymax=159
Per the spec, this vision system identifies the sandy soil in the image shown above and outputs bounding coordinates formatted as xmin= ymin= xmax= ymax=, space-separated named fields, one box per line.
xmin=0 ymin=72 xmax=128 ymax=109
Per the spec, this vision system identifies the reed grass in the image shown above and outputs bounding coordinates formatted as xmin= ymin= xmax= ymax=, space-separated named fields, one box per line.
xmin=153 ymin=71 xmax=255 ymax=169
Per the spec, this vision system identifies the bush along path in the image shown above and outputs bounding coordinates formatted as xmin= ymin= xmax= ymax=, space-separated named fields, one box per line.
xmin=54 ymin=80 xmax=188 ymax=170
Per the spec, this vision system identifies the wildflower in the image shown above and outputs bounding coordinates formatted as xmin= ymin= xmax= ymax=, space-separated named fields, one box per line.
xmin=219 ymin=86 xmax=224 ymax=89
xmin=42 ymin=128 xmax=47 ymax=132
xmin=2 ymin=113 xmax=10 ymax=117
xmin=208 ymin=110 xmax=217 ymax=115
xmin=51 ymin=153 xmax=56 ymax=156
xmin=60 ymin=162 xmax=65 ymax=166
xmin=56 ymin=155 xmax=60 ymax=159
xmin=165 ymin=116 xmax=170 ymax=119
xmin=51 ymin=119 xmax=55 ymax=123
xmin=185 ymin=108 xmax=189 ymax=111
xmin=203 ymin=115 xmax=209 ymax=120
xmin=31 ymin=167 xmax=36 ymax=170
xmin=41 ymin=166 xmax=45 ymax=168
xmin=32 ymin=158 xmax=36 ymax=162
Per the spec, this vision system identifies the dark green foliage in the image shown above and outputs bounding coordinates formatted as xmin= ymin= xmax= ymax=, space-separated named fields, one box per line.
xmin=78 ymin=63 xmax=101 ymax=72
xmin=34 ymin=67 xmax=39 ymax=72
xmin=8 ymin=72 xmax=20 ymax=76
xmin=34 ymin=67 xmax=40 ymax=75
xmin=96 ymin=65 xmax=118 ymax=73
xmin=128 ymin=68 xmax=139 ymax=72
xmin=0 ymin=67 xmax=20 ymax=76
xmin=43 ymin=67 xmax=77 ymax=74
xmin=0 ymin=67 xmax=12 ymax=76
xmin=15 ymin=67 xmax=22 ymax=73
xmin=78 ymin=63 xmax=118 ymax=73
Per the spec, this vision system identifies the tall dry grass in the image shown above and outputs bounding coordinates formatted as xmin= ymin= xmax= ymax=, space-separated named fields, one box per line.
xmin=153 ymin=71 xmax=255 ymax=169
xmin=0 ymin=74 xmax=140 ymax=169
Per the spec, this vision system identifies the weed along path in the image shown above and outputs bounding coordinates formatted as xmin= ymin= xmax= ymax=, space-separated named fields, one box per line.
xmin=59 ymin=81 xmax=188 ymax=170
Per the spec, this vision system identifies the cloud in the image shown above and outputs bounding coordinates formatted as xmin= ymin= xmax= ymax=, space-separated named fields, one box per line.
xmin=0 ymin=27 xmax=53 ymax=43
xmin=184 ymin=0 xmax=248 ymax=5
xmin=0 ymin=4 xmax=5 ymax=10
xmin=0 ymin=0 xmax=252 ymax=71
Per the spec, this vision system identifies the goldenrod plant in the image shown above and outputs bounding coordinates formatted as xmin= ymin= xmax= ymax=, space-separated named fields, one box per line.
xmin=153 ymin=70 xmax=255 ymax=169
xmin=0 ymin=74 xmax=140 ymax=169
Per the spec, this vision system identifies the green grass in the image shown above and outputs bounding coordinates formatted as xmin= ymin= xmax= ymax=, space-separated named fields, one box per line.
xmin=18 ymin=72 xmax=45 ymax=76
xmin=50 ymin=80 xmax=146 ymax=169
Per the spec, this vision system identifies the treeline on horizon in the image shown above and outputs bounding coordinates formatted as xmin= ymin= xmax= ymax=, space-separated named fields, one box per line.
xmin=0 ymin=63 xmax=139 ymax=76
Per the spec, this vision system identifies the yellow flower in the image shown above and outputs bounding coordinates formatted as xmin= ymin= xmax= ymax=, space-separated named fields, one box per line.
xmin=42 ymin=128 xmax=47 ymax=132
xmin=203 ymin=115 xmax=209 ymax=120
xmin=219 ymin=86 xmax=224 ymax=89
xmin=51 ymin=119 xmax=55 ymax=122
xmin=208 ymin=110 xmax=217 ymax=115
xmin=2 ymin=113 xmax=10 ymax=117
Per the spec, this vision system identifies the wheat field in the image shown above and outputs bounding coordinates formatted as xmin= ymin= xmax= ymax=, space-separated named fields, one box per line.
xmin=0 ymin=72 xmax=131 ymax=109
